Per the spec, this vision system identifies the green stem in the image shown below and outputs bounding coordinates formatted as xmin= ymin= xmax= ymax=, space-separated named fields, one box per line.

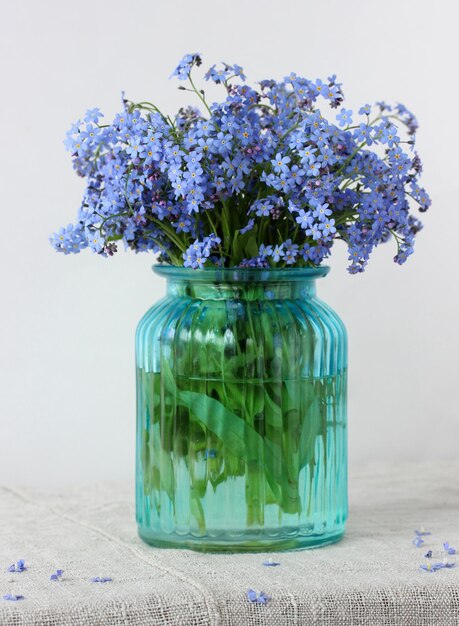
xmin=220 ymin=200 xmax=231 ymax=255
xmin=97 ymin=210 xmax=131 ymax=234
xmin=148 ymin=216 xmax=187 ymax=253
xmin=335 ymin=141 xmax=366 ymax=176
xmin=188 ymin=75 xmax=212 ymax=116
xmin=205 ymin=209 xmax=225 ymax=260
xmin=278 ymin=121 xmax=301 ymax=144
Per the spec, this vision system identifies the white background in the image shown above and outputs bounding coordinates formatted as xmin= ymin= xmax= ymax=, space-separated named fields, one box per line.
xmin=1 ymin=0 xmax=458 ymax=486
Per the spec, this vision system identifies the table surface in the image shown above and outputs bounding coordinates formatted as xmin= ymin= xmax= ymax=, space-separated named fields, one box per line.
xmin=1 ymin=462 xmax=459 ymax=626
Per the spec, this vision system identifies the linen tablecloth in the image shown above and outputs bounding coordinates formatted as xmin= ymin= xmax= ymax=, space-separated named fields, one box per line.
xmin=1 ymin=462 xmax=458 ymax=626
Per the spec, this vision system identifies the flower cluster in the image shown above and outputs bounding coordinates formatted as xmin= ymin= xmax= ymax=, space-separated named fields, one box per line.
xmin=51 ymin=54 xmax=431 ymax=273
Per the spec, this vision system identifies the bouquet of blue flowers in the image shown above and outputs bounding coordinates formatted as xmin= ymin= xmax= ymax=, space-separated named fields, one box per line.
xmin=51 ymin=53 xmax=430 ymax=273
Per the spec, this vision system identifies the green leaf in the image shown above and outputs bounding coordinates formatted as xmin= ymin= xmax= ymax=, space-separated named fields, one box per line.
xmin=105 ymin=233 xmax=123 ymax=242
xmin=149 ymin=423 xmax=175 ymax=502
xmin=141 ymin=428 xmax=151 ymax=494
xmin=263 ymin=390 xmax=283 ymax=430
xmin=178 ymin=390 xmax=255 ymax=458
xmin=244 ymin=234 xmax=259 ymax=258
xmin=162 ymin=357 xmax=178 ymax=396
xmin=177 ymin=389 xmax=286 ymax=503
xmin=298 ymin=382 xmax=325 ymax=469
xmin=231 ymin=233 xmax=244 ymax=264
xmin=223 ymin=352 xmax=257 ymax=377
xmin=231 ymin=225 xmax=258 ymax=264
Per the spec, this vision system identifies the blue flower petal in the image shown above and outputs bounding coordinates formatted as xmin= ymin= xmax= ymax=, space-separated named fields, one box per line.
xmin=6 ymin=559 xmax=27 ymax=573
xmin=246 ymin=589 xmax=258 ymax=602
xmin=246 ymin=588 xmax=270 ymax=604
xmin=420 ymin=563 xmax=437 ymax=573
xmin=258 ymin=591 xmax=271 ymax=604
xmin=443 ymin=542 xmax=456 ymax=555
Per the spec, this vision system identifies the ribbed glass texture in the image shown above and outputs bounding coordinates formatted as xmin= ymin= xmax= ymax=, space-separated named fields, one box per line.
xmin=136 ymin=266 xmax=347 ymax=552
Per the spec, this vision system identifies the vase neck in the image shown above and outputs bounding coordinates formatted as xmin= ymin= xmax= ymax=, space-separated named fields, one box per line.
xmin=153 ymin=266 xmax=329 ymax=301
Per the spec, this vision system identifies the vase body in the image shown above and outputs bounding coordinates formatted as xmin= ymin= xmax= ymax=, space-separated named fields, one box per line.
xmin=136 ymin=266 xmax=347 ymax=552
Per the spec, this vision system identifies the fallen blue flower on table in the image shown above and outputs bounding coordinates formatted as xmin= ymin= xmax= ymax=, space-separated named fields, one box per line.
xmin=90 ymin=576 xmax=112 ymax=583
xmin=247 ymin=589 xmax=270 ymax=604
xmin=413 ymin=537 xmax=425 ymax=547
xmin=262 ymin=558 xmax=280 ymax=566
xmin=50 ymin=569 xmax=64 ymax=581
xmin=7 ymin=559 xmax=27 ymax=573
xmin=420 ymin=561 xmax=456 ymax=573
xmin=414 ymin=529 xmax=431 ymax=536
xmin=420 ymin=563 xmax=441 ymax=573
xmin=424 ymin=550 xmax=433 ymax=558
xmin=2 ymin=594 xmax=24 ymax=601
xmin=443 ymin=542 xmax=456 ymax=555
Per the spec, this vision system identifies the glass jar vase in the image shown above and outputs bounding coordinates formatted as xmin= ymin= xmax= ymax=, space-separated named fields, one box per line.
xmin=136 ymin=266 xmax=347 ymax=552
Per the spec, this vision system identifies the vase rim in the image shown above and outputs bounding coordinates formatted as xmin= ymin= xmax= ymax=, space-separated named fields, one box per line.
xmin=152 ymin=264 xmax=330 ymax=282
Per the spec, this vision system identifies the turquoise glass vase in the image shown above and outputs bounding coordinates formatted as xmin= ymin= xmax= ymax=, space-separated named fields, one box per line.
xmin=136 ymin=266 xmax=347 ymax=552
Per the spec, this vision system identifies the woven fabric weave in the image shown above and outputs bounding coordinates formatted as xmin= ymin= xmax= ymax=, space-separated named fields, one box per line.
xmin=1 ymin=462 xmax=458 ymax=625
